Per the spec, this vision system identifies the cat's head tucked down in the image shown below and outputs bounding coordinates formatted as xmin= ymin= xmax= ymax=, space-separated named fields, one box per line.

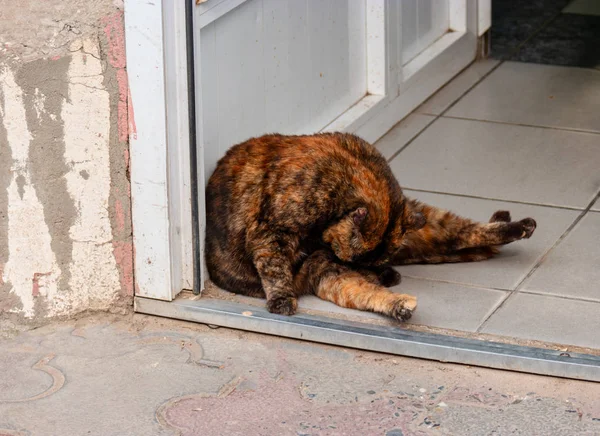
xmin=322 ymin=206 xmax=371 ymax=262
xmin=322 ymin=200 xmax=425 ymax=265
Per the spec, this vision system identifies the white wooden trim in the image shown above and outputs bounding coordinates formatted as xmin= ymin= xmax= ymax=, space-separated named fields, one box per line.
xmin=163 ymin=1 xmax=194 ymax=296
xmin=478 ymin=0 xmax=492 ymax=36
xmin=385 ymin=0 xmax=401 ymax=98
xmin=449 ymin=0 xmax=467 ymax=32
xmin=196 ymin=0 xmax=248 ymax=28
xmin=322 ymin=95 xmax=387 ymax=133
xmin=192 ymin=5 xmax=209 ymax=292
xmin=366 ymin=0 xmax=387 ymax=96
xmin=125 ymin=0 xmax=193 ymax=300
xmin=402 ymin=31 xmax=465 ymax=81
xmin=124 ymin=0 xmax=173 ymax=300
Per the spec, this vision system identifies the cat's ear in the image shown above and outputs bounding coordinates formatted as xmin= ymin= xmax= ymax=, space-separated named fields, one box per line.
xmin=350 ymin=207 xmax=367 ymax=227
xmin=322 ymin=207 xmax=369 ymax=262
xmin=350 ymin=207 xmax=368 ymax=227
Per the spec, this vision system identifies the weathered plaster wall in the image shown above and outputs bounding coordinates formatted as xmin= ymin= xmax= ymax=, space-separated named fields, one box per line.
xmin=0 ymin=0 xmax=133 ymax=322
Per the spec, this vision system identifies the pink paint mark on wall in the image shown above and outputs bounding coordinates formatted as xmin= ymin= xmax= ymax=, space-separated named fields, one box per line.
xmin=32 ymin=276 xmax=41 ymax=297
xmin=32 ymin=272 xmax=51 ymax=297
xmin=127 ymin=87 xmax=137 ymax=140
xmin=113 ymin=198 xmax=126 ymax=234
xmin=102 ymin=11 xmax=126 ymax=69
xmin=112 ymin=241 xmax=134 ymax=296
xmin=115 ymin=69 xmax=129 ymax=142
xmin=102 ymin=11 xmax=130 ymax=143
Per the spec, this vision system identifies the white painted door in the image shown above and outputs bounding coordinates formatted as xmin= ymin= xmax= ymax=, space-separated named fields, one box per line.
xmin=187 ymin=0 xmax=479 ymax=294
xmin=196 ymin=0 xmax=368 ymax=181
xmin=194 ymin=0 xmax=478 ymax=177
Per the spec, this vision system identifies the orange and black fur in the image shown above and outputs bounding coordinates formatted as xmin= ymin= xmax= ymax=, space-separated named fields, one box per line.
xmin=205 ymin=133 xmax=536 ymax=321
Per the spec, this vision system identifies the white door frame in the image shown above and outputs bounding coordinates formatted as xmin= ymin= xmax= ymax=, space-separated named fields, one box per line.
xmin=124 ymin=1 xmax=193 ymax=300
xmin=124 ymin=0 xmax=488 ymax=301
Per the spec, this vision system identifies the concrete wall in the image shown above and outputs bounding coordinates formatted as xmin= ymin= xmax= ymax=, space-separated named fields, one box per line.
xmin=0 ymin=0 xmax=133 ymax=322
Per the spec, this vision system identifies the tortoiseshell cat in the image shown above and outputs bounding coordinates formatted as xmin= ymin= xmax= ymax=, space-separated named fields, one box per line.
xmin=206 ymin=133 xmax=536 ymax=321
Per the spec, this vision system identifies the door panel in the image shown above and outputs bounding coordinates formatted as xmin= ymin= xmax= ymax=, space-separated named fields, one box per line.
xmin=199 ymin=0 xmax=367 ymax=179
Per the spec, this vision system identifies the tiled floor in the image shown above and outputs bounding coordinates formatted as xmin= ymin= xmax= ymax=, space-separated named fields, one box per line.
xmin=301 ymin=60 xmax=600 ymax=350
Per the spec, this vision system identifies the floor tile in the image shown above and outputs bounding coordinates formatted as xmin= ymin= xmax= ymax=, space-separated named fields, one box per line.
xmin=592 ymin=198 xmax=600 ymax=211
xmin=390 ymin=117 xmax=600 ymax=208
xmin=374 ymin=113 xmax=435 ymax=160
xmin=447 ymin=62 xmax=600 ymax=132
xmin=398 ymin=190 xmax=578 ymax=290
xmin=563 ymin=0 xmax=600 ymax=16
xmin=481 ymin=292 xmax=600 ymax=349
xmin=511 ymin=13 xmax=600 ymax=69
xmin=298 ymin=277 xmax=507 ymax=332
xmin=416 ymin=60 xmax=500 ymax=115
xmin=521 ymin=212 xmax=600 ymax=301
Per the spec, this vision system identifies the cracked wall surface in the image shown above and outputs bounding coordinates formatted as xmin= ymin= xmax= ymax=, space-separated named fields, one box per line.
xmin=0 ymin=0 xmax=133 ymax=322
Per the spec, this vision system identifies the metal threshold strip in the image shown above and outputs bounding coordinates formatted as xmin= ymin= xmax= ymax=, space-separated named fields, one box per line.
xmin=134 ymin=296 xmax=600 ymax=382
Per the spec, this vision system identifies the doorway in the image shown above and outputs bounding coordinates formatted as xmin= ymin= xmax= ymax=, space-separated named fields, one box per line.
xmin=127 ymin=0 xmax=600 ymax=382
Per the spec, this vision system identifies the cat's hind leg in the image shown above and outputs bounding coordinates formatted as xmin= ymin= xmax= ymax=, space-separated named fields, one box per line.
xmin=402 ymin=207 xmax=509 ymax=264
xmin=295 ymin=250 xmax=416 ymax=321
xmin=392 ymin=200 xmax=536 ymax=265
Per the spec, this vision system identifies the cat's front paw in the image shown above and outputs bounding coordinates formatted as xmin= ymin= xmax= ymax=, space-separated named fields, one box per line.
xmin=519 ymin=218 xmax=537 ymax=238
xmin=267 ymin=294 xmax=298 ymax=316
xmin=389 ymin=295 xmax=417 ymax=322
xmin=378 ymin=267 xmax=401 ymax=287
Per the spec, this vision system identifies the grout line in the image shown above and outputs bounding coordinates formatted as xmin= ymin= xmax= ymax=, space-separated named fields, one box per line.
xmin=386 ymin=117 xmax=439 ymax=163
xmin=402 ymin=187 xmax=587 ymax=211
xmin=477 ymin=189 xmax=600 ymax=332
xmin=400 ymin=274 xmax=511 ymax=293
xmin=517 ymin=289 xmax=600 ymax=305
xmin=439 ymin=115 xmax=600 ymax=136
xmin=482 ymin=292 xmax=513 ymax=327
xmin=437 ymin=64 xmax=504 ymax=117
xmin=513 ymin=190 xmax=600 ymax=290
xmin=476 ymin=292 xmax=515 ymax=333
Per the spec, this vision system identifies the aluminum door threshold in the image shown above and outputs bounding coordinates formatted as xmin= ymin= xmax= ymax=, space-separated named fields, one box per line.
xmin=135 ymin=296 xmax=600 ymax=382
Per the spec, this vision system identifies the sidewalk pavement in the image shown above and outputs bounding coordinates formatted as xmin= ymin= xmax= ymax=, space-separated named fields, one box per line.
xmin=1 ymin=313 xmax=599 ymax=436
